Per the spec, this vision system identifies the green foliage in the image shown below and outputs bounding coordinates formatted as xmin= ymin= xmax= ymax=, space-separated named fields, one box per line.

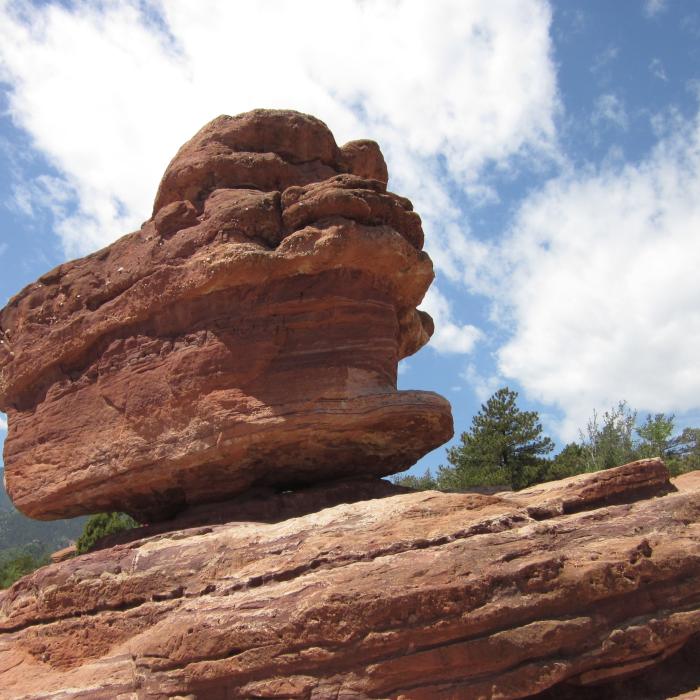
xmin=540 ymin=408 xmax=700 ymax=482
xmin=76 ymin=512 xmax=139 ymax=554
xmin=575 ymin=407 xmax=699 ymax=477
xmin=666 ymin=427 xmax=700 ymax=476
xmin=0 ymin=543 xmax=49 ymax=589
xmin=391 ymin=469 xmax=437 ymax=490
xmin=436 ymin=394 xmax=700 ymax=494
xmin=636 ymin=413 xmax=675 ymax=459
xmin=542 ymin=442 xmax=587 ymax=481
xmin=580 ymin=401 xmax=637 ymax=472
xmin=438 ymin=387 xmax=555 ymax=491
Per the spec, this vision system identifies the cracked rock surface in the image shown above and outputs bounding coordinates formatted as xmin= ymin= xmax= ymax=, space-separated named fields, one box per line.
xmin=0 ymin=109 xmax=451 ymax=522
xmin=0 ymin=459 xmax=698 ymax=699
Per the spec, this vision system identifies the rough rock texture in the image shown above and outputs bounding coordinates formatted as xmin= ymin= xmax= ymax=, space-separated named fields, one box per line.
xmin=0 ymin=109 xmax=452 ymax=521
xmin=1 ymin=459 xmax=698 ymax=699
xmin=49 ymin=546 xmax=77 ymax=564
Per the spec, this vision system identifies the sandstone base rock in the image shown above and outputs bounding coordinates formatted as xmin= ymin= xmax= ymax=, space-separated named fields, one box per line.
xmin=1 ymin=459 xmax=698 ymax=699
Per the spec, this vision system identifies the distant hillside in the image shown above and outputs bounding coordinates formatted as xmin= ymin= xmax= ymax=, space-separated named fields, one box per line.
xmin=0 ymin=469 xmax=86 ymax=553
xmin=0 ymin=477 xmax=12 ymax=511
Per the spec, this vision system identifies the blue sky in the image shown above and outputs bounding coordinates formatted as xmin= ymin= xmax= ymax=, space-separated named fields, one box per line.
xmin=1 ymin=0 xmax=700 ymax=479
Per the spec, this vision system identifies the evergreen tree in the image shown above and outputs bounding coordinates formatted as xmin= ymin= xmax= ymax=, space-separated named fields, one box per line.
xmin=438 ymin=387 xmax=554 ymax=491
xmin=666 ymin=427 xmax=700 ymax=476
xmin=545 ymin=442 xmax=587 ymax=481
xmin=75 ymin=512 xmax=139 ymax=554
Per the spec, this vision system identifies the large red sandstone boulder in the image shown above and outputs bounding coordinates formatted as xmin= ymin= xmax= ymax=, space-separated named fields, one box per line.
xmin=0 ymin=109 xmax=452 ymax=522
xmin=0 ymin=459 xmax=698 ymax=699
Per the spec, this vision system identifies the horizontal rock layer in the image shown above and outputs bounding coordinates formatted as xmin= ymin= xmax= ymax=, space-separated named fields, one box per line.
xmin=0 ymin=110 xmax=451 ymax=520
xmin=0 ymin=459 xmax=698 ymax=699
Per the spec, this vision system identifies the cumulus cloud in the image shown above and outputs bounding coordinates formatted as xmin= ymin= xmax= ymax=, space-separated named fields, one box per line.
xmin=9 ymin=184 xmax=33 ymax=217
xmin=421 ymin=286 xmax=483 ymax=355
xmin=488 ymin=107 xmax=700 ymax=439
xmin=0 ymin=0 xmax=558 ymax=256
xmin=0 ymin=414 xmax=6 ymax=432
xmin=461 ymin=364 xmax=505 ymax=402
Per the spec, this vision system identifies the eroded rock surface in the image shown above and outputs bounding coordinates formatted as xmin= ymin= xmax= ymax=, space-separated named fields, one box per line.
xmin=0 ymin=109 xmax=452 ymax=521
xmin=0 ymin=459 xmax=698 ymax=699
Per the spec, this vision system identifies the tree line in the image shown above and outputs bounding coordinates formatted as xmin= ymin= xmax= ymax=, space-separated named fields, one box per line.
xmin=395 ymin=387 xmax=700 ymax=492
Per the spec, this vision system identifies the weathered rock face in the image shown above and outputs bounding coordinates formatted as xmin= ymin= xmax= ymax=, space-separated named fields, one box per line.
xmin=0 ymin=459 xmax=698 ymax=699
xmin=0 ymin=109 xmax=452 ymax=521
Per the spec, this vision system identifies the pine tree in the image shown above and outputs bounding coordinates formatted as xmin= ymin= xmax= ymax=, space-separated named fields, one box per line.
xmin=438 ymin=387 xmax=554 ymax=491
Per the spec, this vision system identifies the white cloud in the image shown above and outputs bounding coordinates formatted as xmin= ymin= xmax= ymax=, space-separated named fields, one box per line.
xmin=650 ymin=58 xmax=668 ymax=82
xmin=644 ymin=0 xmax=667 ymax=18
xmin=421 ymin=286 xmax=483 ymax=355
xmin=9 ymin=184 xmax=33 ymax=217
xmin=593 ymin=93 xmax=628 ymax=130
xmin=0 ymin=0 xmax=557 ymax=257
xmin=0 ymin=0 xmax=558 ymax=354
xmin=461 ymin=363 xmax=504 ymax=402
xmin=8 ymin=175 xmax=75 ymax=222
xmin=488 ymin=107 xmax=700 ymax=439
xmin=0 ymin=414 xmax=6 ymax=432
xmin=591 ymin=45 xmax=619 ymax=74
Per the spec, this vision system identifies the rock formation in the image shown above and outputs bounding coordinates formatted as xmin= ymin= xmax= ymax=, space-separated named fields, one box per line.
xmin=0 ymin=459 xmax=699 ymax=699
xmin=0 ymin=109 xmax=452 ymax=522
xmin=0 ymin=111 xmax=699 ymax=699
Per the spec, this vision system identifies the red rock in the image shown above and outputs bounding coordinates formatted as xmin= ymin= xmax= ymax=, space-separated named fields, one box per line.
xmin=0 ymin=109 xmax=451 ymax=521
xmin=0 ymin=460 xmax=698 ymax=699
xmin=281 ymin=174 xmax=424 ymax=249
xmin=152 ymin=110 xmax=341 ymax=213
xmin=338 ymin=139 xmax=389 ymax=184
xmin=49 ymin=545 xmax=76 ymax=564
xmin=501 ymin=457 xmax=672 ymax=519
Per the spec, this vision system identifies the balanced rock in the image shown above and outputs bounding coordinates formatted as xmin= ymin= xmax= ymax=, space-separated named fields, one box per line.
xmin=0 ymin=109 xmax=452 ymax=522
xmin=1 ymin=459 xmax=699 ymax=699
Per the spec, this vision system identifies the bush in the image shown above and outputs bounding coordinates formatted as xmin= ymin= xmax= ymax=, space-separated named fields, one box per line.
xmin=75 ymin=512 xmax=139 ymax=554
xmin=391 ymin=469 xmax=438 ymax=490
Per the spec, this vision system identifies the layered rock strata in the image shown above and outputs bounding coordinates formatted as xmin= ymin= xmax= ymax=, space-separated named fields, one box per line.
xmin=0 ymin=459 xmax=698 ymax=699
xmin=0 ymin=109 xmax=452 ymax=521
